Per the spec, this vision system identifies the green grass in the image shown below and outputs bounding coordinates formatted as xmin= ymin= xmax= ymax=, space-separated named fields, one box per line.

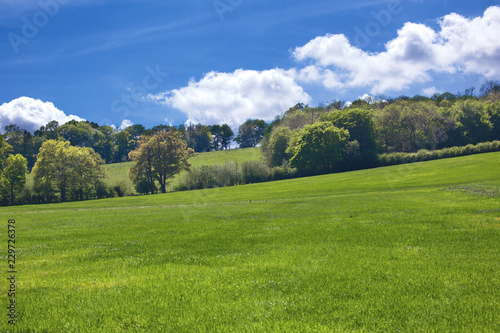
xmin=1 ymin=152 xmax=499 ymax=332
xmin=103 ymin=147 xmax=261 ymax=193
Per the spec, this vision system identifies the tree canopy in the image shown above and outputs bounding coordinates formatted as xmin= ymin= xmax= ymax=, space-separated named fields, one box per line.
xmin=235 ymin=119 xmax=267 ymax=148
xmin=129 ymin=131 xmax=193 ymax=194
xmin=1 ymin=154 xmax=27 ymax=205
xmin=287 ymin=122 xmax=350 ymax=175
xmin=32 ymin=140 xmax=106 ymax=202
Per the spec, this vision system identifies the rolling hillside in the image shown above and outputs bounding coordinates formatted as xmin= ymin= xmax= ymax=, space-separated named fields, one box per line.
xmin=2 ymin=152 xmax=499 ymax=332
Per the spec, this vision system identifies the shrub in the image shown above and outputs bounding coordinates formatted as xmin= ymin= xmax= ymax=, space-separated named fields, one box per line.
xmin=95 ymin=180 xmax=111 ymax=199
xmin=111 ymin=181 xmax=131 ymax=197
xmin=176 ymin=162 xmax=243 ymax=191
xmin=378 ymin=141 xmax=500 ymax=167
xmin=241 ymin=161 xmax=270 ymax=184
xmin=18 ymin=185 xmax=34 ymax=205
xmin=461 ymin=144 xmax=476 ymax=155
xmin=492 ymin=140 xmax=500 ymax=150
xmin=270 ymin=164 xmax=297 ymax=181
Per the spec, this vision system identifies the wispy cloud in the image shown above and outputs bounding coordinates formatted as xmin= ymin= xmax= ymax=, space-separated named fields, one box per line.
xmin=73 ymin=15 xmax=211 ymax=57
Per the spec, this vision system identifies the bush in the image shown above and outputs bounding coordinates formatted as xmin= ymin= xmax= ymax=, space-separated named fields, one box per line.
xmin=270 ymin=165 xmax=297 ymax=181
xmin=378 ymin=141 xmax=500 ymax=167
xmin=241 ymin=161 xmax=270 ymax=184
xmin=17 ymin=185 xmax=34 ymax=205
xmin=176 ymin=162 xmax=243 ymax=191
xmin=461 ymin=144 xmax=476 ymax=155
xmin=111 ymin=181 xmax=131 ymax=197
xmin=134 ymin=179 xmax=157 ymax=195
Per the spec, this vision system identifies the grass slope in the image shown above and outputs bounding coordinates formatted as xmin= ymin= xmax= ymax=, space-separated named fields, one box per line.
xmin=1 ymin=152 xmax=499 ymax=332
xmin=104 ymin=147 xmax=261 ymax=193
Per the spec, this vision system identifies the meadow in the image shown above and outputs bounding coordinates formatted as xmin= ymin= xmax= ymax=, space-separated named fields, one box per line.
xmin=103 ymin=147 xmax=262 ymax=194
xmin=1 ymin=152 xmax=499 ymax=332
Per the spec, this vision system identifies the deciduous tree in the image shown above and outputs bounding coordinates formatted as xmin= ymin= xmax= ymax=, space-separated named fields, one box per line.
xmin=129 ymin=131 xmax=193 ymax=194
xmin=287 ymin=122 xmax=350 ymax=174
xmin=220 ymin=124 xmax=234 ymax=150
xmin=262 ymin=126 xmax=292 ymax=167
xmin=1 ymin=154 xmax=28 ymax=205
xmin=32 ymin=140 xmax=106 ymax=202
xmin=320 ymin=108 xmax=378 ymax=166
xmin=235 ymin=119 xmax=267 ymax=148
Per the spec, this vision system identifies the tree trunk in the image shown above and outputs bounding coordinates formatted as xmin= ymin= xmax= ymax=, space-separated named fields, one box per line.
xmin=61 ymin=187 xmax=67 ymax=202
xmin=10 ymin=182 xmax=15 ymax=206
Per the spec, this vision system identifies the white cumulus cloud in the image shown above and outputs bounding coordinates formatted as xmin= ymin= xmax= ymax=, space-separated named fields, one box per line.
xmin=149 ymin=68 xmax=311 ymax=129
xmin=0 ymin=97 xmax=84 ymax=133
xmin=422 ymin=87 xmax=439 ymax=96
xmin=118 ymin=119 xmax=134 ymax=130
xmin=292 ymin=6 xmax=500 ymax=94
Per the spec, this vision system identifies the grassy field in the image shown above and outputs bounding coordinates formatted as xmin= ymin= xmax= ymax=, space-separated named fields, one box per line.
xmin=1 ymin=152 xmax=499 ymax=332
xmin=103 ymin=147 xmax=262 ymax=193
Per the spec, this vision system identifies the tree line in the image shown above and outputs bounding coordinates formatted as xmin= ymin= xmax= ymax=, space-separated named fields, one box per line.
xmin=1 ymin=81 xmax=499 ymax=205
xmin=261 ymin=84 xmax=500 ymax=176
xmin=0 ymin=117 xmax=269 ymax=205
xmin=2 ymin=121 xmax=236 ymax=171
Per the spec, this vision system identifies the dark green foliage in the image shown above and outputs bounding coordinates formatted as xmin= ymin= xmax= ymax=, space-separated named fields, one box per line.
xmin=189 ymin=124 xmax=212 ymax=153
xmin=320 ymin=108 xmax=378 ymax=167
xmin=114 ymin=130 xmax=134 ymax=162
xmin=94 ymin=180 xmax=110 ymax=199
xmin=486 ymin=102 xmax=500 ymax=140
xmin=235 ymin=119 xmax=267 ymax=148
xmin=34 ymin=120 xmax=60 ymax=140
xmin=111 ymin=181 xmax=131 ymax=197
xmin=133 ymin=178 xmax=157 ymax=195
xmin=210 ymin=125 xmax=222 ymax=151
xmin=210 ymin=124 xmax=234 ymax=151
xmin=261 ymin=126 xmax=293 ymax=167
xmin=4 ymin=124 xmax=41 ymax=170
xmin=288 ymin=122 xmax=350 ymax=175
xmin=374 ymin=101 xmax=454 ymax=152
xmin=59 ymin=120 xmax=95 ymax=147
xmin=93 ymin=126 xmax=117 ymax=163
xmin=445 ymin=100 xmax=493 ymax=146
xmin=220 ymin=124 xmax=234 ymax=150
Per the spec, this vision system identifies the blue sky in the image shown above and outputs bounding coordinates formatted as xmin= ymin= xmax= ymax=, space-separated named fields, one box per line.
xmin=1 ymin=0 xmax=499 ymax=132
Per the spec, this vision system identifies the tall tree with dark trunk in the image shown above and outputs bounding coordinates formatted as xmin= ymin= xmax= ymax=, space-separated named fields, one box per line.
xmin=220 ymin=124 xmax=234 ymax=150
xmin=235 ymin=119 xmax=267 ymax=148
xmin=129 ymin=131 xmax=193 ymax=194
